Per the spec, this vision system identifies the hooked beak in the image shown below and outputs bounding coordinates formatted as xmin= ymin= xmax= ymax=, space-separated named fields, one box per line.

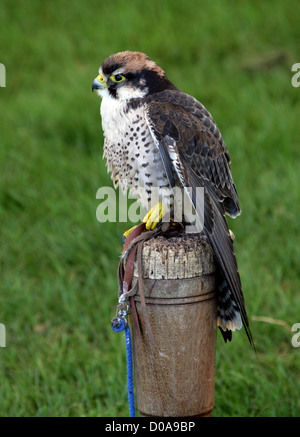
xmin=92 ymin=74 xmax=107 ymax=91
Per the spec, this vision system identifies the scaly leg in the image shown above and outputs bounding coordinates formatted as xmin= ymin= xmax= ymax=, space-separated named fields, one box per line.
xmin=142 ymin=202 xmax=166 ymax=230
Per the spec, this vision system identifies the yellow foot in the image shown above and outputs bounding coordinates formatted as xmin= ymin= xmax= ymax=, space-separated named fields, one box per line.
xmin=229 ymin=229 xmax=235 ymax=241
xmin=122 ymin=224 xmax=139 ymax=244
xmin=143 ymin=202 xmax=166 ymax=230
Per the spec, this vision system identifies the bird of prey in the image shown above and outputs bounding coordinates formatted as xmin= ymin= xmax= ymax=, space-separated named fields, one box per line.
xmin=92 ymin=51 xmax=253 ymax=345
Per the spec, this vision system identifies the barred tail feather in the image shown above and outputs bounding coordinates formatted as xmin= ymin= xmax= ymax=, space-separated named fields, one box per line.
xmin=217 ymin=276 xmax=243 ymax=342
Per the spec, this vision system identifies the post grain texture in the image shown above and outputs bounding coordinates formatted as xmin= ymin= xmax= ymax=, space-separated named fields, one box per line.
xmin=129 ymin=233 xmax=218 ymax=417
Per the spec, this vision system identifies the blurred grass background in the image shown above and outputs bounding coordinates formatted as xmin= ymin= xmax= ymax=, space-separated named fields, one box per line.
xmin=0 ymin=0 xmax=300 ymax=416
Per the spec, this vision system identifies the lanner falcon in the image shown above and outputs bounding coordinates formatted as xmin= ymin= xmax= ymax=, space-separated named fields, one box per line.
xmin=92 ymin=51 xmax=253 ymax=345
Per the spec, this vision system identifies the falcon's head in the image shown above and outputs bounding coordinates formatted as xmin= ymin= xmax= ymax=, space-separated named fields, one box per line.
xmin=92 ymin=51 xmax=177 ymax=101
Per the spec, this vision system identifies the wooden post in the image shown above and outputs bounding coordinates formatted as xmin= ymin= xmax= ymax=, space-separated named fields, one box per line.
xmin=129 ymin=233 xmax=218 ymax=417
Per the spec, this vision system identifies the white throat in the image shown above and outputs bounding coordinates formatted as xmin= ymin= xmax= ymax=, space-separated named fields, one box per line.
xmin=98 ymin=86 xmax=148 ymax=132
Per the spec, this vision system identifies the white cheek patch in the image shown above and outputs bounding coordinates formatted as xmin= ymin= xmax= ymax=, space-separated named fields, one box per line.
xmin=117 ymin=84 xmax=149 ymax=101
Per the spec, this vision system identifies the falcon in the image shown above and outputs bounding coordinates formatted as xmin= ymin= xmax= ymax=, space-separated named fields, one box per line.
xmin=92 ymin=51 xmax=253 ymax=345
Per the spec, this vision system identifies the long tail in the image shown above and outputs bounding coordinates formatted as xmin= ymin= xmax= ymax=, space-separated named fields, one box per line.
xmin=183 ymin=162 xmax=254 ymax=347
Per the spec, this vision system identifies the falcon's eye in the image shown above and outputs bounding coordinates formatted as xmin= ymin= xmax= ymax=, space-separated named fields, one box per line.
xmin=110 ymin=74 xmax=126 ymax=83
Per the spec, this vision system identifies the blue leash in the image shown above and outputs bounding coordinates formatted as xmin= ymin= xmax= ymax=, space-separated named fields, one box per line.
xmin=124 ymin=323 xmax=135 ymax=417
xmin=111 ymin=311 xmax=135 ymax=417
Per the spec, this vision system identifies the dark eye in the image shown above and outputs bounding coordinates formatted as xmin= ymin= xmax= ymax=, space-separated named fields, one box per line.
xmin=110 ymin=74 xmax=126 ymax=83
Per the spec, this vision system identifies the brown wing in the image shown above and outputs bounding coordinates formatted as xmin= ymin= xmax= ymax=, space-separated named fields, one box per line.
xmin=145 ymin=89 xmax=241 ymax=218
xmin=145 ymin=90 xmax=253 ymax=346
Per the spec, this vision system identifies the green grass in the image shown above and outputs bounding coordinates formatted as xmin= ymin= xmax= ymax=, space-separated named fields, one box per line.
xmin=0 ymin=0 xmax=300 ymax=417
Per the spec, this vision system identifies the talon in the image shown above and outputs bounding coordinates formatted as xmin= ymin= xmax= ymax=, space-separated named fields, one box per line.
xmin=143 ymin=202 xmax=166 ymax=230
xmin=122 ymin=224 xmax=139 ymax=244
